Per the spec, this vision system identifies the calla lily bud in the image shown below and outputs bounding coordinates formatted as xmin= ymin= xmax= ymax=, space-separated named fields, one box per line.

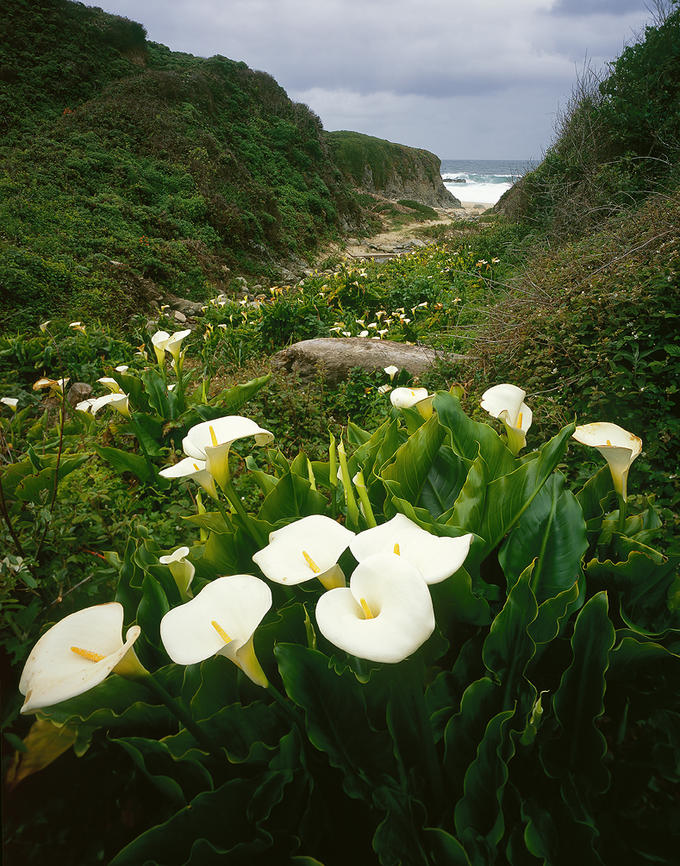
xmin=572 ymin=422 xmax=642 ymax=501
xmin=160 ymin=575 xmax=272 ymax=687
xmin=350 ymin=512 xmax=473 ymax=584
xmin=1 ymin=396 xmax=18 ymax=411
xmin=315 ymin=553 xmax=435 ymax=663
xmin=159 ymin=546 xmax=195 ymax=596
xmin=481 ymin=383 xmax=532 ymax=454
xmin=252 ymin=515 xmax=355 ymax=590
xmin=182 ymin=416 xmax=273 ymax=490
xmin=19 ymin=602 xmax=145 ymax=714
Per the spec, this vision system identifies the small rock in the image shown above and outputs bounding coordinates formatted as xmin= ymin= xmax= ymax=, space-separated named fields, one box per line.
xmin=66 ymin=382 xmax=93 ymax=407
xmin=174 ymin=310 xmax=187 ymax=323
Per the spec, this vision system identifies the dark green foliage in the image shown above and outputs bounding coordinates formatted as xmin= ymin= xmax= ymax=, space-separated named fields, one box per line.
xmin=0 ymin=0 xmax=363 ymax=328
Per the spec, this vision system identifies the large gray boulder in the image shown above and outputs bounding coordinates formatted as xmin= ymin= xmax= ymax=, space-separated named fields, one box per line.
xmin=271 ymin=337 xmax=466 ymax=384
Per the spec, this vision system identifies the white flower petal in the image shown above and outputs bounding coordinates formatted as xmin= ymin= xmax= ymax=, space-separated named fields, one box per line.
xmin=389 ymin=387 xmax=429 ymax=409
xmin=159 ymin=546 xmax=191 ymax=566
xmin=19 ymin=603 xmax=141 ymax=713
xmin=350 ymin=513 xmax=472 ymax=584
xmin=480 ymin=384 xmax=527 ymax=428
xmin=160 ymin=575 xmax=271 ymax=665
xmin=315 ymin=553 xmax=435 ymax=663
xmin=253 ymin=515 xmax=355 ymax=585
xmin=572 ymin=422 xmax=642 ymax=499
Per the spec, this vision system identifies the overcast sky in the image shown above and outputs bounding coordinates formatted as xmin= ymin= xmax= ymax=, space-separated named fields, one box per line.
xmin=89 ymin=0 xmax=655 ymax=160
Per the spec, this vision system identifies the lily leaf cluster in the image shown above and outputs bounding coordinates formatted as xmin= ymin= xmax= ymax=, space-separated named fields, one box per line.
xmin=9 ymin=390 xmax=679 ymax=866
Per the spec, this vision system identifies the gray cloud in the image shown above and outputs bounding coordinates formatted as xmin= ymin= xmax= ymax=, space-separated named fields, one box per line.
xmin=92 ymin=0 xmax=653 ymax=157
xmin=550 ymin=0 xmax=648 ymax=15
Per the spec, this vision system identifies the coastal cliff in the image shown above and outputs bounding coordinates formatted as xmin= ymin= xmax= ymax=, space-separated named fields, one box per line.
xmin=327 ymin=131 xmax=461 ymax=208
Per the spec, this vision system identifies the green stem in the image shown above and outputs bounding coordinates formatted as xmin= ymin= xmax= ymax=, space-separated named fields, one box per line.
xmin=221 ymin=478 xmax=267 ymax=547
xmin=617 ymin=493 xmax=627 ymax=535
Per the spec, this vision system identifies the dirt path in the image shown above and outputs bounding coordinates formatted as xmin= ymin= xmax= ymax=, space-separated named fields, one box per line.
xmin=319 ymin=202 xmax=490 ymax=263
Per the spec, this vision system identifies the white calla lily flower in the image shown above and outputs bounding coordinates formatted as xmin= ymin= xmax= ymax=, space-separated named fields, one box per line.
xmin=1 ymin=396 xmax=19 ymax=411
xmin=19 ymin=602 xmax=144 ymax=714
xmin=572 ymin=422 xmax=642 ymax=501
xmin=90 ymin=392 xmax=130 ymax=418
xmin=481 ymin=383 xmax=532 ymax=454
xmin=165 ymin=329 xmax=192 ymax=365
xmin=160 ymin=575 xmax=272 ymax=687
xmin=114 ymin=365 xmax=129 ymax=373
xmin=252 ymin=515 xmax=355 ymax=589
xmin=75 ymin=398 xmax=96 ymax=413
xmin=182 ymin=416 xmax=273 ymax=489
xmin=384 ymin=365 xmax=399 ymax=381
xmin=315 ymin=553 xmax=435 ymax=663
xmin=97 ymin=377 xmax=122 ymax=394
xmin=350 ymin=513 xmax=473 ymax=585
xmin=159 ymin=456 xmax=219 ymax=500
xmin=389 ymin=387 xmax=434 ymax=419
xmin=33 ymin=377 xmax=69 ymax=393
xmin=151 ymin=330 xmax=171 ymax=365
xmin=159 ymin=546 xmax=195 ymax=596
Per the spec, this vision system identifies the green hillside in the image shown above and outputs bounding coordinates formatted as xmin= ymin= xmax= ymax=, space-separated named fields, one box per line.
xmin=1 ymin=0 xmax=363 ymax=328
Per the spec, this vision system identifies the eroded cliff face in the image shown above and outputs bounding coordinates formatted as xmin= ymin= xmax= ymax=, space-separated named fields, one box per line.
xmin=327 ymin=130 xmax=461 ymax=208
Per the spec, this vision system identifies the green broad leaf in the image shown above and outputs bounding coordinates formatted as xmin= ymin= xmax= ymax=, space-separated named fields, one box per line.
xmin=164 ymin=700 xmax=287 ymax=765
xmin=109 ymin=777 xmax=264 ymax=866
xmin=434 ymin=391 xmax=516 ymax=480
xmin=136 ymin=574 xmax=171 ymax=669
xmin=499 ymin=473 xmax=588 ymax=603
xmin=430 ymin=568 xmax=491 ymax=630
xmin=521 ymin=788 xmax=605 ymax=866
xmin=608 ymin=634 xmax=679 ymax=685
xmin=576 ymin=465 xmax=615 ymax=532
xmin=290 ymin=451 xmax=310 ymax=479
xmin=13 ymin=454 xmax=89 ymax=502
xmin=194 ymin=373 xmax=271 ymax=419
xmin=423 ymin=828 xmax=471 ymax=865
xmin=275 ymin=643 xmax=394 ymax=797
xmin=529 ymin=581 xmax=581 ymax=646
xmin=111 ymin=371 xmax=150 ymax=412
xmin=257 ymin=471 xmax=327 ymax=524
xmin=129 ymin=412 xmax=165 ymax=456
xmin=184 ymin=511 xmax=231 ymax=533
xmin=443 ymin=677 xmax=501 ymax=802
xmin=371 ymin=788 xmax=429 ymax=866
xmin=38 ymin=674 xmax=173 ymax=731
xmin=0 ymin=458 xmax=35 ymax=502
xmin=540 ymin=592 xmax=615 ymax=794
xmin=482 ymin=568 xmax=538 ymax=705
xmin=114 ymin=536 xmax=146 ymax=620
xmin=94 ymin=444 xmax=157 ymax=485
xmin=246 ymin=454 xmax=279 ymax=495
xmin=112 ymin=736 xmax=213 ymax=806
xmin=446 ymin=452 xmax=487 ymax=533
xmin=381 ymin=414 xmax=468 ymax=519
xmin=427 ymin=638 xmax=485 ymax=740
xmin=475 ymin=422 xmax=575 ymax=560
xmin=197 ymin=528 xmax=255 ymax=580
xmin=141 ymin=367 xmax=174 ymax=418
xmin=347 ymin=419 xmax=371 ymax=445
xmin=586 ymin=551 xmax=680 ymax=636
xmin=454 ymin=708 xmax=516 ymax=853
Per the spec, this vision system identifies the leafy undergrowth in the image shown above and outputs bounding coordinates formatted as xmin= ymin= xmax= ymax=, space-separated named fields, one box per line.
xmin=461 ymin=190 xmax=680 ymax=534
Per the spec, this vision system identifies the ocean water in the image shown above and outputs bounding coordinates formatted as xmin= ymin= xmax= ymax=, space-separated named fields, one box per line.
xmin=441 ymin=159 xmax=537 ymax=205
